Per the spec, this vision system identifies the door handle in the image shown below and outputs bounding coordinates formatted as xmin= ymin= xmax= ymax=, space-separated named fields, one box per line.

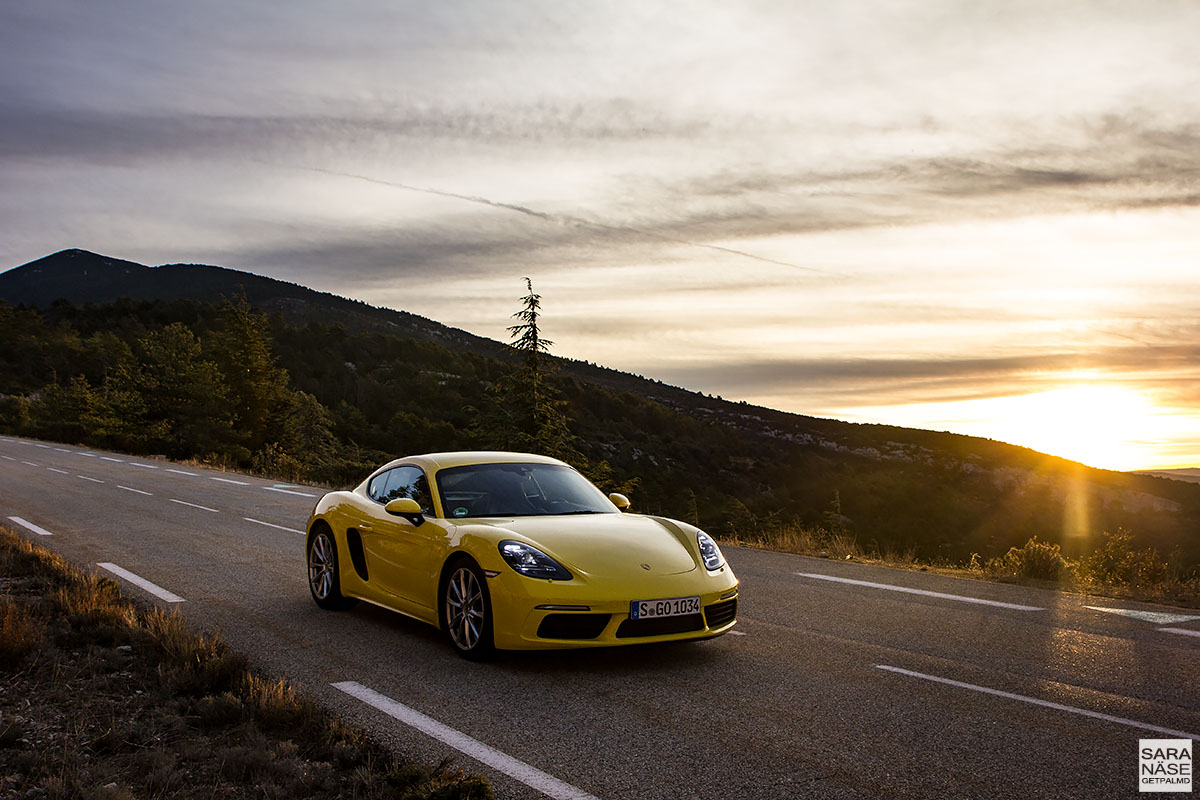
xmin=358 ymin=523 xmax=373 ymax=532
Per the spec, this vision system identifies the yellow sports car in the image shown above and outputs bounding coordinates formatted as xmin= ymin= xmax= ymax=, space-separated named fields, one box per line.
xmin=305 ymin=451 xmax=739 ymax=658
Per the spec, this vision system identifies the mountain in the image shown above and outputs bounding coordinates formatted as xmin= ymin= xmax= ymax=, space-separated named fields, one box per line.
xmin=4 ymin=249 xmax=1199 ymax=566
xmin=1138 ymin=469 xmax=1200 ymax=485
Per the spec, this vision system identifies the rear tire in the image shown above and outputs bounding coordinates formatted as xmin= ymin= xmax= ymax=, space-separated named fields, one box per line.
xmin=441 ymin=558 xmax=495 ymax=660
xmin=308 ymin=526 xmax=358 ymax=611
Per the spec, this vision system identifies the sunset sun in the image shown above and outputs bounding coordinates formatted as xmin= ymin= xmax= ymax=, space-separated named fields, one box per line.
xmin=993 ymin=384 xmax=1161 ymax=471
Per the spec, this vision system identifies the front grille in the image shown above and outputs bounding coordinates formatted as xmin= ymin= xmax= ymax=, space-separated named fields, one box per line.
xmin=537 ymin=613 xmax=611 ymax=640
xmin=616 ymin=614 xmax=704 ymax=639
xmin=704 ymin=599 xmax=737 ymax=628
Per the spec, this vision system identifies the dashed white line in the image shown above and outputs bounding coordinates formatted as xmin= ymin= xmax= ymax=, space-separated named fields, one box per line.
xmin=78 ymin=452 xmax=97 ymax=458
xmin=78 ymin=475 xmax=104 ymax=483
xmin=333 ymin=681 xmax=601 ymax=800
xmin=875 ymin=665 xmax=1199 ymax=740
xmin=1 ymin=455 xmax=15 ymax=461
xmin=170 ymin=499 xmax=219 ymax=513
xmin=100 ymin=456 xmax=125 ymax=463
xmin=212 ymin=477 xmax=250 ymax=486
xmin=8 ymin=516 xmax=53 ymax=536
xmin=35 ymin=444 xmax=50 ymax=449
xmin=47 ymin=467 xmax=69 ymax=475
xmin=244 ymin=517 xmax=304 ymax=534
xmin=117 ymin=485 xmax=153 ymax=496
xmin=797 ymin=572 xmax=1044 ymax=612
xmin=131 ymin=462 xmax=158 ymax=469
xmin=21 ymin=461 xmax=39 ymax=467
xmin=97 ymin=563 xmax=185 ymax=603
xmin=54 ymin=448 xmax=71 ymax=453
xmin=264 ymin=486 xmax=318 ymax=498
xmin=166 ymin=468 xmax=198 ymax=476
xmin=1159 ymin=627 xmax=1200 ymax=639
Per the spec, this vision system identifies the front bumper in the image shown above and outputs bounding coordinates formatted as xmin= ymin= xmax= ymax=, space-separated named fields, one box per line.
xmin=487 ymin=566 xmax=740 ymax=650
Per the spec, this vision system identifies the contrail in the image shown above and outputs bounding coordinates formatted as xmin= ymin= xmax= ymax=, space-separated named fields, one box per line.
xmin=273 ymin=162 xmax=838 ymax=276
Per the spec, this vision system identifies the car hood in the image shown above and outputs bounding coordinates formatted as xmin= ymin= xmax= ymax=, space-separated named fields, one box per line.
xmin=471 ymin=513 xmax=698 ymax=578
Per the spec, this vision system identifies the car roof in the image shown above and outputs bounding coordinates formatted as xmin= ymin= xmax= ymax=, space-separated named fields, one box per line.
xmin=378 ymin=451 xmax=570 ymax=474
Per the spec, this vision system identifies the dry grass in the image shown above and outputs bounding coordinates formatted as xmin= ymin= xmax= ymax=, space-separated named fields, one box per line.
xmin=726 ymin=522 xmax=1200 ymax=609
xmin=0 ymin=525 xmax=492 ymax=800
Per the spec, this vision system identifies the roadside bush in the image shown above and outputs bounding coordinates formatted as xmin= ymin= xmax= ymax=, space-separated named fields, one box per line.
xmin=984 ymin=536 xmax=1066 ymax=581
xmin=1076 ymin=529 xmax=1168 ymax=588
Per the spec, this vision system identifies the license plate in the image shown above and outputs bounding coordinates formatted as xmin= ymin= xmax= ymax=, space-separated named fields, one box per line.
xmin=630 ymin=595 xmax=701 ymax=620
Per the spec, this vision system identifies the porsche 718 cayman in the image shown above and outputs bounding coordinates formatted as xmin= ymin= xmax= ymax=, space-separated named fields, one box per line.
xmin=305 ymin=451 xmax=739 ymax=658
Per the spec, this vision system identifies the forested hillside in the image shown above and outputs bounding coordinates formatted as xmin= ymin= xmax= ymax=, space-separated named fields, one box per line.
xmin=2 ymin=250 xmax=1198 ymax=572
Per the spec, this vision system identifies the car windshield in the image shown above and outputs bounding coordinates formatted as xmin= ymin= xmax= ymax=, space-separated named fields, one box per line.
xmin=435 ymin=463 xmax=618 ymax=518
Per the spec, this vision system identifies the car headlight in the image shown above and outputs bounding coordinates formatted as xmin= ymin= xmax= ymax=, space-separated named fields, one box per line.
xmin=697 ymin=530 xmax=724 ymax=570
xmin=499 ymin=540 xmax=573 ymax=580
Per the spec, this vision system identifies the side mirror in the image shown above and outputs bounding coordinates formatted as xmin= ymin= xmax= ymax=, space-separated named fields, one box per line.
xmin=385 ymin=497 xmax=425 ymax=525
xmin=609 ymin=493 xmax=631 ymax=511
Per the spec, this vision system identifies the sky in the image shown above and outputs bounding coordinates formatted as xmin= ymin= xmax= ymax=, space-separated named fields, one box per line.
xmin=2 ymin=1 xmax=1200 ymax=471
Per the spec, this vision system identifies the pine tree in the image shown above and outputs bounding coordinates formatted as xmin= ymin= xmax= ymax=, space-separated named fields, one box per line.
xmin=477 ymin=279 xmax=579 ymax=462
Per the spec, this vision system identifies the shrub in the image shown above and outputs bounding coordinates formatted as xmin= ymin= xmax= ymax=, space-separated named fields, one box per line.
xmin=1076 ymin=529 xmax=1168 ymax=588
xmin=985 ymin=537 xmax=1066 ymax=581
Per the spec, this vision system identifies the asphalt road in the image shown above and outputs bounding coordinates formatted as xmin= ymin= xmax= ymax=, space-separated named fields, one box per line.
xmin=2 ymin=434 xmax=1197 ymax=799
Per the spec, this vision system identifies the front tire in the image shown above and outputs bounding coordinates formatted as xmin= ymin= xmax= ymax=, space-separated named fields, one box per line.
xmin=308 ymin=526 xmax=358 ymax=611
xmin=442 ymin=559 xmax=495 ymax=660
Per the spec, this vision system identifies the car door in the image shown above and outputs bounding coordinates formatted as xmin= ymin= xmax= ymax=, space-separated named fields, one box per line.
xmin=362 ymin=465 xmax=444 ymax=610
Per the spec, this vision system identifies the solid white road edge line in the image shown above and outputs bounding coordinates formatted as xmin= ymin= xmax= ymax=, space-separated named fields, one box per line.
xmin=798 ymin=572 xmax=1044 ymax=612
xmin=1159 ymin=627 xmax=1200 ymax=639
xmin=118 ymin=485 xmax=153 ymax=496
xmin=97 ymin=563 xmax=185 ymax=603
xmin=8 ymin=516 xmax=53 ymax=536
xmin=263 ymin=486 xmax=318 ymax=498
xmin=332 ymin=681 xmax=601 ymax=800
xmin=875 ymin=664 xmax=1199 ymax=740
xmin=170 ymin=499 xmax=220 ymax=513
xmin=243 ymin=517 xmax=304 ymax=535
xmin=212 ymin=477 xmax=250 ymax=485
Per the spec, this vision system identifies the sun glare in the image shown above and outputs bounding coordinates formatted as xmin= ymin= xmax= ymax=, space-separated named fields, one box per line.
xmin=991 ymin=385 xmax=1161 ymax=471
xmin=845 ymin=381 xmax=1175 ymax=471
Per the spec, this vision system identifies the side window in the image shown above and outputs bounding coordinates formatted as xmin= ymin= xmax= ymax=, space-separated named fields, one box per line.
xmin=369 ymin=466 xmax=434 ymax=516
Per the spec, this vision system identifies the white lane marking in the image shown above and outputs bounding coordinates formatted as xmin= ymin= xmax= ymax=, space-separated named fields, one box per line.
xmin=35 ymin=444 xmax=50 ymax=449
xmin=333 ymin=681 xmax=601 ymax=800
xmin=264 ymin=486 xmax=318 ymax=498
xmin=728 ymin=630 xmax=748 ymax=636
xmin=212 ymin=476 xmax=249 ymax=485
xmin=1159 ymin=628 xmax=1200 ymax=639
xmin=8 ymin=516 xmax=53 ymax=536
xmin=54 ymin=448 xmax=71 ymax=453
xmin=117 ymin=485 xmax=153 ymax=496
xmin=101 ymin=456 xmax=124 ymax=463
xmin=0 ymin=455 xmax=15 ymax=461
xmin=131 ymin=462 xmax=158 ymax=469
xmin=876 ymin=665 xmax=1200 ymax=740
xmin=797 ymin=572 xmax=1044 ymax=612
xmin=21 ymin=461 xmax=39 ymax=467
xmin=78 ymin=452 xmax=98 ymax=457
xmin=78 ymin=475 xmax=104 ymax=483
xmin=97 ymin=563 xmax=185 ymax=603
xmin=244 ymin=517 xmax=304 ymax=535
xmin=1086 ymin=606 xmax=1200 ymax=625
xmin=47 ymin=468 xmax=69 ymax=475
xmin=170 ymin=498 xmax=219 ymax=513
xmin=166 ymin=468 xmax=198 ymax=476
